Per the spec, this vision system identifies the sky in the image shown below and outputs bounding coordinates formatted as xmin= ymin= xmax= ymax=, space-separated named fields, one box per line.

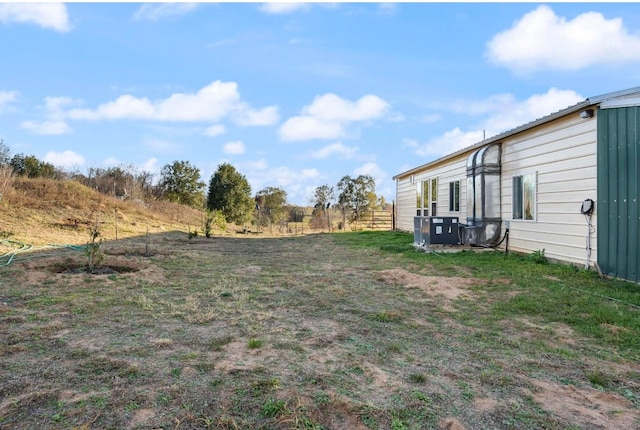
xmin=1 ymin=2 xmax=640 ymax=205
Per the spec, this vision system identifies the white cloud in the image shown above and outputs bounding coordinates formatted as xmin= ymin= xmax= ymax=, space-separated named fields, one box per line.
xmin=0 ymin=90 xmax=19 ymax=112
xmin=64 ymin=81 xmax=277 ymax=127
xmin=305 ymin=94 xmax=389 ymax=122
xmin=411 ymin=87 xmax=584 ymax=158
xmin=259 ymin=3 xmax=310 ymax=15
xmin=280 ymin=116 xmax=345 ymax=141
xmin=377 ymin=3 xmax=397 ymax=16
xmin=133 ymin=3 xmax=198 ymax=21
xmin=139 ymin=157 xmax=159 ymax=173
xmin=44 ymin=96 xmax=81 ymax=120
xmin=223 ymin=140 xmax=246 ymax=155
xmin=414 ymin=128 xmax=484 ymax=157
xmin=242 ymin=159 xmax=268 ymax=171
xmin=486 ymin=5 xmax=640 ymax=73
xmin=301 ymin=168 xmax=320 ymax=179
xmin=21 ymin=120 xmax=72 ymax=135
xmin=0 ymin=3 xmax=71 ymax=32
xmin=235 ymin=158 xmax=323 ymax=204
xmin=420 ymin=114 xmax=441 ymax=124
xmin=311 ymin=142 xmax=358 ymax=160
xmin=203 ymin=124 xmax=226 ymax=137
xmin=232 ymin=105 xmax=279 ymax=126
xmin=143 ymin=138 xmax=179 ymax=153
xmin=44 ymin=150 xmax=85 ymax=168
xmin=280 ymin=93 xmax=390 ymax=142
xmin=482 ymin=87 xmax=583 ymax=133
xmin=103 ymin=157 xmax=120 ymax=167
xmin=354 ymin=162 xmax=387 ymax=184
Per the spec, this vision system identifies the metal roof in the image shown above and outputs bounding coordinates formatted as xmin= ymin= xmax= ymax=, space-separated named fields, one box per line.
xmin=393 ymin=86 xmax=640 ymax=180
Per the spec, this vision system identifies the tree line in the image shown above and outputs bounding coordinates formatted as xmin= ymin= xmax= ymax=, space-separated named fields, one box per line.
xmin=0 ymin=139 xmax=388 ymax=231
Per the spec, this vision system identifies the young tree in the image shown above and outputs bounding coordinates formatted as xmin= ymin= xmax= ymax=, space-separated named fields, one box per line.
xmin=207 ymin=163 xmax=254 ymax=226
xmin=312 ymin=184 xmax=335 ymax=231
xmin=158 ymin=160 xmax=206 ymax=208
xmin=337 ymin=174 xmax=376 ymax=226
xmin=255 ymin=186 xmax=287 ymax=228
xmin=0 ymin=140 xmax=14 ymax=200
xmin=0 ymin=139 xmax=10 ymax=166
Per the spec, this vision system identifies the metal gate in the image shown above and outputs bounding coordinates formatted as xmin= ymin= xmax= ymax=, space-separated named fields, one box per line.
xmin=597 ymin=106 xmax=640 ymax=283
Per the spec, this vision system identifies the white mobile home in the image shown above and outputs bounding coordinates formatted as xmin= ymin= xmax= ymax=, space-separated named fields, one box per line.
xmin=394 ymin=87 xmax=640 ymax=283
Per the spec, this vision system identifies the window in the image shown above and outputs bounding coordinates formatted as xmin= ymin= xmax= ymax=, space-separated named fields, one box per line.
xmin=512 ymin=173 xmax=536 ymax=220
xmin=449 ymin=180 xmax=460 ymax=212
xmin=416 ymin=177 xmax=437 ymax=216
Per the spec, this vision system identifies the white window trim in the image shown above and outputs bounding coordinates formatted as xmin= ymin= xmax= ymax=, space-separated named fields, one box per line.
xmin=416 ymin=176 xmax=438 ymax=216
xmin=512 ymin=171 xmax=537 ymax=222
xmin=449 ymin=179 xmax=461 ymax=213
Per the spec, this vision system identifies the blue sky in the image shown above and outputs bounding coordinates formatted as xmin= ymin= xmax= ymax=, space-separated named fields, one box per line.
xmin=2 ymin=2 xmax=640 ymax=205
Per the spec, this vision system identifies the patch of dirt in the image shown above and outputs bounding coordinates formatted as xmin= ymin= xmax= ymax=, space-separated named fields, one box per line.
xmin=325 ymin=396 xmax=370 ymax=430
xmin=129 ymin=408 xmax=156 ymax=428
xmin=14 ymin=254 xmax=166 ymax=285
xmin=377 ymin=269 xmax=480 ymax=309
xmin=438 ymin=417 xmax=466 ymax=430
xmin=507 ymin=318 xmax=579 ymax=347
xmin=473 ymin=397 xmax=498 ymax=413
xmin=215 ymin=341 xmax=280 ymax=373
xmin=525 ymin=378 xmax=640 ymax=429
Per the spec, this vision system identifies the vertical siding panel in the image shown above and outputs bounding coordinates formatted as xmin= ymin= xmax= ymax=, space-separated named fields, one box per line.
xmin=608 ymin=110 xmax=619 ymax=277
xmin=597 ymin=106 xmax=640 ymax=283
xmin=597 ymin=109 xmax=610 ymax=274
xmin=617 ymin=110 xmax=629 ymax=279
xmin=629 ymin=108 xmax=640 ymax=282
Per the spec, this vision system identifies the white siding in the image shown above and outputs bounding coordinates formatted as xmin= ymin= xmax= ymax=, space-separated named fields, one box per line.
xmin=396 ymin=154 xmax=468 ymax=232
xmin=395 ymin=110 xmax=598 ymax=267
xmin=501 ymin=113 xmax=597 ymax=266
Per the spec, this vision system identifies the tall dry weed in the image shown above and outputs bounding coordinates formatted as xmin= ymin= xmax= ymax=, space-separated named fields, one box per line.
xmin=0 ymin=164 xmax=15 ymax=201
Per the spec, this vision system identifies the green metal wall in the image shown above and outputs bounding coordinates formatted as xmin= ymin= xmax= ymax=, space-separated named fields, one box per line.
xmin=597 ymin=106 xmax=640 ymax=283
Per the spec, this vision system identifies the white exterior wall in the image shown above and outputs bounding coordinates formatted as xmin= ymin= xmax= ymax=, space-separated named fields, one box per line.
xmin=395 ymin=110 xmax=598 ymax=267
xmin=395 ymin=154 xmax=468 ymax=232
xmin=501 ymin=112 xmax=598 ymax=266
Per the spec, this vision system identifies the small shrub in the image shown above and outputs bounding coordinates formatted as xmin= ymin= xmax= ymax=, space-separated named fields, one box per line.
xmin=391 ymin=418 xmax=408 ymax=430
xmin=85 ymin=224 xmax=104 ymax=272
xmin=373 ymin=310 xmax=401 ymax=323
xmin=528 ymin=249 xmax=547 ymax=264
xmin=586 ymin=370 xmax=610 ymax=388
xmin=261 ymin=398 xmax=287 ymax=417
xmin=203 ymin=209 xmax=226 ymax=238
xmin=409 ymin=373 xmax=428 ymax=384
xmin=248 ymin=338 xmax=264 ymax=349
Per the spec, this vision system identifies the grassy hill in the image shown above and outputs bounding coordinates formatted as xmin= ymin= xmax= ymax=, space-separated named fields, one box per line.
xmin=0 ymin=177 xmax=208 ymax=248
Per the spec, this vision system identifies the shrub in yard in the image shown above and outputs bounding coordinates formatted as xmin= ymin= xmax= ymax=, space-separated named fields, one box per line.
xmin=528 ymin=249 xmax=547 ymax=264
xmin=85 ymin=224 xmax=104 ymax=272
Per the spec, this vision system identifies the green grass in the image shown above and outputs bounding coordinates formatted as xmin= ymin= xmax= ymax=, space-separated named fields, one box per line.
xmin=334 ymin=231 xmax=640 ymax=360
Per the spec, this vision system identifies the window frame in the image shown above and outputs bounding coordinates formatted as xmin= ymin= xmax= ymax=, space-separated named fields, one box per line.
xmin=416 ymin=177 xmax=438 ymax=216
xmin=449 ymin=180 xmax=460 ymax=212
xmin=512 ymin=172 xmax=537 ymax=221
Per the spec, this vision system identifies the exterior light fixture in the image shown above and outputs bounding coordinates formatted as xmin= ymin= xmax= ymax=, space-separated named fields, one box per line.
xmin=580 ymin=109 xmax=594 ymax=119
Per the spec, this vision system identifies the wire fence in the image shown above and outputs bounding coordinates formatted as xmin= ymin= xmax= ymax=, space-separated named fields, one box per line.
xmin=256 ymin=210 xmax=395 ymax=235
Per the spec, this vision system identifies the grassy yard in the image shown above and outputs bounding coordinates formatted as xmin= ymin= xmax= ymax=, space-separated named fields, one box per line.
xmin=1 ymin=231 xmax=639 ymax=429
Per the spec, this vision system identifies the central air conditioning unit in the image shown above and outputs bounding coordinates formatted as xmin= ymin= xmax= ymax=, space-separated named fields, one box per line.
xmin=414 ymin=216 xmax=460 ymax=248
xmin=461 ymin=221 xmax=501 ymax=246
xmin=462 ymin=226 xmax=479 ymax=246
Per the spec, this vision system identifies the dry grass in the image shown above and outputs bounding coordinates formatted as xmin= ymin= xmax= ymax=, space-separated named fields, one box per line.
xmin=1 ymin=179 xmax=639 ymax=429
xmin=0 ymin=178 xmax=208 ymax=246
xmin=1 ymin=232 xmax=639 ymax=429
